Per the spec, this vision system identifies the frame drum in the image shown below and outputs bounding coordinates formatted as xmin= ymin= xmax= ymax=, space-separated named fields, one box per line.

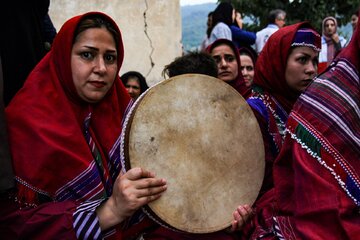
xmin=120 ymin=74 xmax=264 ymax=233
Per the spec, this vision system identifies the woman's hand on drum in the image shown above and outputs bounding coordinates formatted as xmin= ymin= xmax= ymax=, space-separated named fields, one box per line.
xmin=96 ymin=167 xmax=167 ymax=230
xmin=230 ymin=204 xmax=253 ymax=232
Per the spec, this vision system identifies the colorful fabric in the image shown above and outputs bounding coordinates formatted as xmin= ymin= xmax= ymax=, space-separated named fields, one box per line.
xmin=285 ymin=53 xmax=360 ymax=207
xmin=291 ymin=28 xmax=321 ymax=51
xmin=5 ymin=12 xmax=130 ymax=239
xmin=247 ymin=22 xmax=320 ymax=196
xmin=207 ymin=38 xmax=251 ymax=98
xmin=247 ymin=86 xmax=288 ymax=196
xmin=245 ymin=14 xmax=360 ymax=239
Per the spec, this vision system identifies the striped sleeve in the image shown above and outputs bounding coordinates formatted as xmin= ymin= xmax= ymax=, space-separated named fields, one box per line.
xmin=73 ymin=198 xmax=105 ymax=240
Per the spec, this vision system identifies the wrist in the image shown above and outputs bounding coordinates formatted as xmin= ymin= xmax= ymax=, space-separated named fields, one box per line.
xmin=96 ymin=197 xmax=124 ymax=231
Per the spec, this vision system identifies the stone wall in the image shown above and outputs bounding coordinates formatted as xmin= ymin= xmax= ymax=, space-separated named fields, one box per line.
xmin=49 ymin=0 xmax=182 ymax=86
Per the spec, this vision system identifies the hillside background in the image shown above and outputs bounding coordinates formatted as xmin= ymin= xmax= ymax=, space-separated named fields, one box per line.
xmin=181 ymin=3 xmax=352 ymax=53
xmin=181 ymin=3 xmax=216 ymax=52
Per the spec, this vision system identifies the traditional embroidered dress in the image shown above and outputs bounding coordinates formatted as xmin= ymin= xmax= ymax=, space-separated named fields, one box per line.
xmin=207 ymin=38 xmax=251 ymax=99
xmin=1 ymin=12 xmax=130 ymax=239
xmin=247 ymin=23 xmax=321 ymax=197
xmin=247 ymin=86 xmax=288 ymax=197
xmin=245 ymin=16 xmax=360 ymax=239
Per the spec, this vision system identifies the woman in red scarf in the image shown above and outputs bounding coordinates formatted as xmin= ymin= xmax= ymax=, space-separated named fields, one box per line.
xmin=207 ymin=38 xmax=251 ymax=99
xmin=245 ymin=15 xmax=360 ymax=239
xmin=1 ymin=12 xmax=167 ymax=239
xmin=318 ymin=16 xmax=347 ymax=73
xmin=246 ymin=22 xmax=321 ymax=198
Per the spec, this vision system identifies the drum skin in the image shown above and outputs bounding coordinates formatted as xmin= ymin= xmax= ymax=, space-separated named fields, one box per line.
xmin=121 ymin=74 xmax=264 ymax=233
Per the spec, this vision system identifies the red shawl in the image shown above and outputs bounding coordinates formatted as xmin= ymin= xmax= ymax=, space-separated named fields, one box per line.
xmin=6 ymin=12 xmax=130 ymax=204
xmin=207 ymin=38 xmax=251 ymax=99
xmin=253 ymin=22 xmax=315 ymax=114
xmin=243 ymin=16 xmax=360 ymax=240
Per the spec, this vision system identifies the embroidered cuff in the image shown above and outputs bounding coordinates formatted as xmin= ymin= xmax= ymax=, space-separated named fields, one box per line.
xmin=73 ymin=198 xmax=105 ymax=240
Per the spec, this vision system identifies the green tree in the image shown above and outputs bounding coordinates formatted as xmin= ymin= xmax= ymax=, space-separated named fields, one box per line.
xmin=220 ymin=0 xmax=359 ymax=33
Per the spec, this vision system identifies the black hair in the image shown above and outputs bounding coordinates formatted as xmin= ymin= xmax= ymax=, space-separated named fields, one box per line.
xmin=120 ymin=71 xmax=149 ymax=94
xmin=73 ymin=14 xmax=119 ymax=47
xmin=239 ymin=46 xmax=258 ymax=65
xmin=163 ymin=51 xmax=218 ymax=78
xmin=211 ymin=2 xmax=234 ymax=29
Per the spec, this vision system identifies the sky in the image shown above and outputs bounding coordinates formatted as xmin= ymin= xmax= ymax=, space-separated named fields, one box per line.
xmin=180 ymin=0 xmax=217 ymax=6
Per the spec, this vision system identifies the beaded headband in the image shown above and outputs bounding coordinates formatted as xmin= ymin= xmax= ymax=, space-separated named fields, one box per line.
xmin=291 ymin=28 xmax=321 ymax=52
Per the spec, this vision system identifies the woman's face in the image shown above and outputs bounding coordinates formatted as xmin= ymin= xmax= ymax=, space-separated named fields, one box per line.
xmin=285 ymin=46 xmax=318 ymax=93
xmin=71 ymin=27 xmax=118 ymax=103
xmin=351 ymin=14 xmax=358 ymax=31
xmin=125 ymin=77 xmax=141 ymax=99
xmin=211 ymin=44 xmax=238 ymax=82
xmin=240 ymin=54 xmax=254 ymax=87
xmin=324 ymin=19 xmax=336 ymax=36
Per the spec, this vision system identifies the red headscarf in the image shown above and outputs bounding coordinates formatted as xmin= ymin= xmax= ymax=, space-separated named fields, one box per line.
xmin=207 ymin=38 xmax=251 ymax=98
xmin=6 ymin=12 xmax=130 ymax=203
xmin=253 ymin=22 xmax=318 ymax=113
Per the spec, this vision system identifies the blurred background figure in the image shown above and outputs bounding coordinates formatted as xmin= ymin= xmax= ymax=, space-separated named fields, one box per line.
xmin=200 ymin=11 xmax=213 ymax=51
xmin=230 ymin=11 xmax=256 ymax=49
xmin=351 ymin=9 xmax=359 ymax=32
xmin=121 ymin=71 xmax=149 ymax=100
xmin=318 ymin=16 xmax=347 ymax=73
xmin=0 ymin=0 xmax=54 ymax=106
xmin=206 ymin=2 xmax=234 ymax=48
xmin=255 ymin=9 xmax=286 ymax=54
xmin=238 ymin=47 xmax=257 ymax=87
xmin=42 ymin=13 xmax=57 ymax=51
xmin=347 ymin=8 xmax=360 ymax=46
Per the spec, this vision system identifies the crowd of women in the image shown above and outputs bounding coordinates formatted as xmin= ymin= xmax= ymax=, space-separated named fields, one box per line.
xmin=0 ymin=1 xmax=359 ymax=239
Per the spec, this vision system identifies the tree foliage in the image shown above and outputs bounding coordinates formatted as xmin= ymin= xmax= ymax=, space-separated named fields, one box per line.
xmin=220 ymin=0 xmax=360 ymax=33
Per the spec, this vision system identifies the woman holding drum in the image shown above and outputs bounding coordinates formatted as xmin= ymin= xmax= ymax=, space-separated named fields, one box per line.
xmin=1 ymin=11 xmax=255 ymax=239
xmin=1 ymin=12 xmax=167 ymax=239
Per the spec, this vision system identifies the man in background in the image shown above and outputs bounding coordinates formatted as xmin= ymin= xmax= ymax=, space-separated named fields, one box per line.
xmin=255 ymin=9 xmax=286 ymax=54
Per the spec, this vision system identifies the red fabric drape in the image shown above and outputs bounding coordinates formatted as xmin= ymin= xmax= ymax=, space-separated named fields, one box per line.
xmin=6 ymin=12 xmax=130 ymax=203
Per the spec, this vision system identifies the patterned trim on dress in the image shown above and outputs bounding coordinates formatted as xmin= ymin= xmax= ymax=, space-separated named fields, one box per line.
xmin=14 ymin=176 xmax=52 ymax=207
xmin=287 ymin=113 xmax=360 ymax=206
xmin=285 ymin=57 xmax=360 ymax=206
xmin=248 ymin=89 xmax=288 ymax=154
xmin=55 ymin=160 xmax=105 ymax=202
xmin=273 ymin=216 xmax=297 ymax=240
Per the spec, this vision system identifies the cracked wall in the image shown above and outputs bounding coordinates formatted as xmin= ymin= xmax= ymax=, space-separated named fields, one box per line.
xmin=49 ymin=0 xmax=182 ymax=86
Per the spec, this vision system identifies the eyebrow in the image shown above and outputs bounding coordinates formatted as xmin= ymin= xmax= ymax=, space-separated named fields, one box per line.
xmin=82 ymin=45 xmax=117 ymax=53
